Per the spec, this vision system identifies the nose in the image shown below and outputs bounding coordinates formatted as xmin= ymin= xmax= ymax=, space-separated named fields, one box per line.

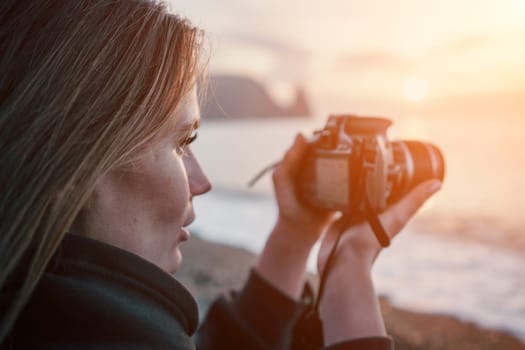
xmin=185 ymin=148 xmax=212 ymax=197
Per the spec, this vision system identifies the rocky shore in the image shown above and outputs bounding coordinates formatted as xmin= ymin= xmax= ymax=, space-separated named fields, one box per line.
xmin=178 ymin=235 xmax=525 ymax=350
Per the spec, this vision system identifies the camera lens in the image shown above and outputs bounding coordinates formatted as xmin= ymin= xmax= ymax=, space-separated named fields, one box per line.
xmin=389 ymin=140 xmax=445 ymax=203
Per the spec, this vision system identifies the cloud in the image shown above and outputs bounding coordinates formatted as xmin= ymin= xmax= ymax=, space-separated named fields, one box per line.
xmin=335 ymin=51 xmax=413 ymax=73
xmin=435 ymin=35 xmax=494 ymax=56
xmin=333 ymin=34 xmax=494 ymax=75
xmin=224 ymin=32 xmax=310 ymax=59
xmin=215 ymin=32 xmax=311 ymax=83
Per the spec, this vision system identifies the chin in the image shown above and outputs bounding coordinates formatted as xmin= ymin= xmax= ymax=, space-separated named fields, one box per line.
xmin=167 ymin=246 xmax=182 ymax=275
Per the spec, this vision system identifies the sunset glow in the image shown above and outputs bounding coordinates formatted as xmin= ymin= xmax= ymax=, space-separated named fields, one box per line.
xmin=175 ymin=0 xmax=525 ymax=116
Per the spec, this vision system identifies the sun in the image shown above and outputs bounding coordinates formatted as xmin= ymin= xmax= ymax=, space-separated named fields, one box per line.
xmin=403 ymin=78 xmax=428 ymax=102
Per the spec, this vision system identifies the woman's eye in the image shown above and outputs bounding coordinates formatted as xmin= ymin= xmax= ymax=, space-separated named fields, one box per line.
xmin=183 ymin=131 xmax=198 ymax=146
xmin=175 ymin=131 xmax=198 ymax=155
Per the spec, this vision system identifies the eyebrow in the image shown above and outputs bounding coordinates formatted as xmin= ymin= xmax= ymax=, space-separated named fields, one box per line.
xmin=178 ymin=118 xmax=200 ymax=133
xmin=170 ymin=118 xmax=199 ymax=141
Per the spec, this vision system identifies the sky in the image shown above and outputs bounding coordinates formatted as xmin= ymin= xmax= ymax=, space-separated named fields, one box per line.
xmin=171 ymin=0 xmax=525 ymax=117
xmin=169 ymin=1 xmax=525 ymax=231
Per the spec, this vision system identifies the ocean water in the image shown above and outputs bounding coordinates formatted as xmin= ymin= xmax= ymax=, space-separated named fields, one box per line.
xmin=188 ymin=115 xmax=525 ymax=340
xmin=191 ymin=115 xmax=525 ymax=227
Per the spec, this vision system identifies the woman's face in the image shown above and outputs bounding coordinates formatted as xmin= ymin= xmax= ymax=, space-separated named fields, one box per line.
xmin=78 ymin=88 xmax=211 ymax=274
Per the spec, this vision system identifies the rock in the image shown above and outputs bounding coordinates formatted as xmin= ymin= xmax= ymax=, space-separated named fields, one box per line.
xmin=200 ymin=74 xmax=311 ymax=119
xmin=178 ymin=234 xmax=525 ymax=349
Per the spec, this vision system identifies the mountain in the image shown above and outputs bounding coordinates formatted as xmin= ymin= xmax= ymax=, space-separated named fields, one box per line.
xmin=200 ymin=74 xmax=311 ymax=119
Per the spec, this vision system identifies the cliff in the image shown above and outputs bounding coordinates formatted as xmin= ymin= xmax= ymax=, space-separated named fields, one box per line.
xmin=200 ymin=74 xmax=311 ymax=119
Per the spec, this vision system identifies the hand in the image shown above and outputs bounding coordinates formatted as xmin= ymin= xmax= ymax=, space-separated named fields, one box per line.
xmin=255 ymin=134 xmax=337 ymax=299
xmin=272 ymin=133 xmax=336 ymax=245
xmin=317 ymin=179 xmax=442 ymax=344
xmin=318 ymin=179 xmax=442 ymax=273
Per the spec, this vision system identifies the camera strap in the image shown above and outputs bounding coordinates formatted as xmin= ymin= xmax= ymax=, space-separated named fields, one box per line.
xmin=292 ymin=210 xmax=390 ymax=349
xmin=364 ymin=196 xmax=391 ymax=248
xmin=291 ymin=214 xmax=351 ymax=349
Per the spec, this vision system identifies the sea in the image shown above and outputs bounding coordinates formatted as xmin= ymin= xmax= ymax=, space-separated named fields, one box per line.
xmin=187 ymin=114 xmax=525 ymax=341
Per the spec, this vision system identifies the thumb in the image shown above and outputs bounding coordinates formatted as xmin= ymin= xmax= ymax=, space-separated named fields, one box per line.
xmin=380 ymin=180 xmax=442 ymax=236
xmin=317 ymin=215 xmax=355 ymax=273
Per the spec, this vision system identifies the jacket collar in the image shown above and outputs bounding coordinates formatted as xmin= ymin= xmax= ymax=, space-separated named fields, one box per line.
xmin=51 ymin=234 xmax=199 ymax=334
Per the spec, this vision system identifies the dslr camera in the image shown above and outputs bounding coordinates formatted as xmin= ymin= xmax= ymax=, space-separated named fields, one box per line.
xmin=298 ymin=115 xmax=445 ymax=216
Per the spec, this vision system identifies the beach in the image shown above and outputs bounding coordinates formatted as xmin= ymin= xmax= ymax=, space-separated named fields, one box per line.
xmin=178 ymin=235 xmax=525 ymax=350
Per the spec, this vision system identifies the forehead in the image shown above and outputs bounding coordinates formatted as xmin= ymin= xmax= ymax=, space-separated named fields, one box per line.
xmin=166 ymin=88 xmax=200 ymax=136
xmin=177 ymin=88 xmax=200 ymax=127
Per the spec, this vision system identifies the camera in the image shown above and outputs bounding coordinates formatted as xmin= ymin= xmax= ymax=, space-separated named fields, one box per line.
xmin=297 ymin=115 xmax=445 ymax=215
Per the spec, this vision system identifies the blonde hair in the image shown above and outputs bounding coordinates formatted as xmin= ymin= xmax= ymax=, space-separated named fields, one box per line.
xmin=0 ymin=0 xmax=204 ymax=341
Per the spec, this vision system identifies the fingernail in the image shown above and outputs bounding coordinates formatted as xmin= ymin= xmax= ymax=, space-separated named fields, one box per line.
xmin=428 ymin=180 xmax=442 ymax=194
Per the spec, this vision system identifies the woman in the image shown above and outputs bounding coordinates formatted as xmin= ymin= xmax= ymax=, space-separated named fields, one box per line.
xmin=0 ymin=1 xmax=441 ymax=349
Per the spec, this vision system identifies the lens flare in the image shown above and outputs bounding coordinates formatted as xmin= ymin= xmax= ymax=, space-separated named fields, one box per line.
xmin=403 ymin=78 xmax=428 ymax=102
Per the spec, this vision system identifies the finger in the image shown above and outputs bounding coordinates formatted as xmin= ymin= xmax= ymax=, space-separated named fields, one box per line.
xmin=278 ymin=133 xmax=307 ymax=173
xmin=380 ymin=180 xmax=442 ymax=236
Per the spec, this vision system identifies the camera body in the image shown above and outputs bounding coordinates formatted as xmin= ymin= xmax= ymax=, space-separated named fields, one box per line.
xmin=297 ymin=115 xmax=444 ymax=214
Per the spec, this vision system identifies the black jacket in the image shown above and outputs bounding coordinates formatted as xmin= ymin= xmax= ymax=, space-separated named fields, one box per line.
xmin=3 ymin=234 xmax=393 ymax=349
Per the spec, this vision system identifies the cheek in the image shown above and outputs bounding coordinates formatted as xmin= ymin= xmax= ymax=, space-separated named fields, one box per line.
xmin=149 ymin=155 xmax=190 ymax=222
xmin=119 ymin=152 xmax=190 ymax=224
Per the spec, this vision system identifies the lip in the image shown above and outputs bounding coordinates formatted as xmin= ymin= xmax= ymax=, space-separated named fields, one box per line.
xmin=183 ymin=212 xmax=195 ymax=227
